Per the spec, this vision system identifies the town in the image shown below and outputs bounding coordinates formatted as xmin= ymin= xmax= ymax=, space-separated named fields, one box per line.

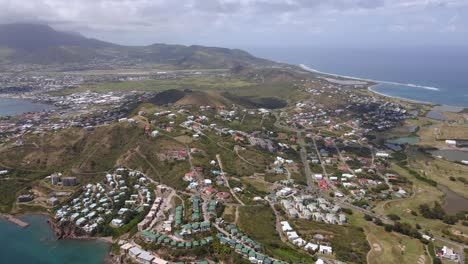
xmin=1 ymin=68 xmax=466 ymax=264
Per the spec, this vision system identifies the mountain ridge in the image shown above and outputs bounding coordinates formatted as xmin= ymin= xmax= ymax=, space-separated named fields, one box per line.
xmin=0 ymin=23 xmax=274 ymax=68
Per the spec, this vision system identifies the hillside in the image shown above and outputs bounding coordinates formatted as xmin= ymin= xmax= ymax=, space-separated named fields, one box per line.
xmin=0 ymin=123 xmax=190 ymax=212
xmin=0 ymin=23 xmax=274 ymax=68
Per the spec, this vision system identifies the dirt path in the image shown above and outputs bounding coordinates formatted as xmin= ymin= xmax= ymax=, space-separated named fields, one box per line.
xmin=366 ymin=231 xmax=383 ymax=264
xmin=234 ymin=206 xmax=240 ymax=225
xmin=233 ymin=145 xmax=256 ymax=166
xmin=135 ymin=147 xmax=163 ymax=183
xmin=216 ymin=154 xmax=244 ymax=205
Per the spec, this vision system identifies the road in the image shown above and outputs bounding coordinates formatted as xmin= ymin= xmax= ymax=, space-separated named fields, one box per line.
xmin=297 ymin=131 xmax=316 ymax=192
xmin=216 ymin=154 xmax=245 ymax=206
xmin=273 ymin=111 xmax=466 ymax=263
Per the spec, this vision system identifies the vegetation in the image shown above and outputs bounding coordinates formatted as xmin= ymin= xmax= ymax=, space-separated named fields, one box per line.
xmin=238 ymin=205 xmax=313 ymax=263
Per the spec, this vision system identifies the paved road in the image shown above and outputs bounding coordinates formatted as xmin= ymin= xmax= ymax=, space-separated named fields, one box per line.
xmin=273 ymin=111 xmax=466 ymax=263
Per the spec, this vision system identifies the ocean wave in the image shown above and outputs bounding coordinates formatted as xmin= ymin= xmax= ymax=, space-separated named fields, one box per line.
xmin=299 ymin=64 xmax=441 ymax=91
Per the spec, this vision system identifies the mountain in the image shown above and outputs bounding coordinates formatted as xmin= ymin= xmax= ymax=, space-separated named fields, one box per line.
xmin=0 ymin=24 xmax=113 ymax=51
xmin=0 ymin=23 xmax=274 ymax=68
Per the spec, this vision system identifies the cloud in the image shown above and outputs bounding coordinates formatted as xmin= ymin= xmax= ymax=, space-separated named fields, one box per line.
xmin=0 ymin=0 xmax=467 ymax=45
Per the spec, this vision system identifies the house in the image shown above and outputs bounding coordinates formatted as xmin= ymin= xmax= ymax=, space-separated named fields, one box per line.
xmin=438 ymin=246 xmax=458 ymax=261
xmin=62 ymin=177 xmax=77 ymax=186
xmin=445 ymin=140 xmax=457 ymax=146
xmin=316 ymin=259 xmax=325 ymax=264
xmin=280 ymin=221 xmax=293 ymax=232
xmin=151 ymin=130 xmax=160 ymax=137
xmin=319 ymin=245 xmax=333 ymax=254
xmin=204 ymin=187 xmax=217 ymax=195
xmin=375 ymin=152 xmax=390 ymax=158
xmin=137 ymin=250 xmax=155 ymax=264
xmin=111 ymin=218 xmax=124 ymax=228
xmin=216 ymin=192 xmax=230 ymax=200
xmin=17 ymin=194 xmax=34 ymax=202
xmin=337 ymin=213 xmax=347 ymax=224
xmin=304 ymin=242 xmax=319 ymax=251
xmin=286 ymin=231 xmax=299 ymax=242
xmin=292 ymin=238 xmax=306 ymax=247
xmin=120 ymin=243 xmax=134 ymax=254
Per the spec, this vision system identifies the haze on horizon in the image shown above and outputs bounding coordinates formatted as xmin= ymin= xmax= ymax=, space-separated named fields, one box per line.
xmin=1 ymin=0 xmax=468 ymax=48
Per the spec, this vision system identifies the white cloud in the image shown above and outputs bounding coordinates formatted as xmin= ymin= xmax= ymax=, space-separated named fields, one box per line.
xmin=0 ymin=0 xmax=466 ymax=45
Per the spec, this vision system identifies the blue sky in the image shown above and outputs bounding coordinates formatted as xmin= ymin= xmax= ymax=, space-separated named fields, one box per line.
xmin=2 ymin=0 xmax=467 ymax=47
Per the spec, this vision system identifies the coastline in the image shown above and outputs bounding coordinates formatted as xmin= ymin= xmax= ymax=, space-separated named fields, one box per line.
xmin=0 ymin=212 xmax=113 ymax=244
xmin=298 ymin=64 xmax=467 ymax=109
xmin=0 ymin=213 xmax=114 ymax=264
xmin=0 ymin=96 xmax=57 ymax=117
xmin=0 ymin=213 xmax=30 ymax=228
xmin=367 ymin=84 xmax=433 ymax=106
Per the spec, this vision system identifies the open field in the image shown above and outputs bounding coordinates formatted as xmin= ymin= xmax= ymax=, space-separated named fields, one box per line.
xmin=238 ymin=205 xmax=314 ymax=263
xmin=290 ymin=217 xmax=370 ymax=264
xmin=349 ymin=213 xmax=429 ymax=264
xmin=49 ymin=77 xmax=254 ymax=96
xmin=373 ymin=164 xmax=468 ymax=240
xmin=417 ymin=117 xmax=468 ymax=147
xmin=406 ymin=149 xmax=468 ymax=198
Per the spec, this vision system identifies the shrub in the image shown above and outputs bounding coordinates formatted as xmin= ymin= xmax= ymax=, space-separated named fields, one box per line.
xmin=387 ymin=214 xmax=401 ymax=221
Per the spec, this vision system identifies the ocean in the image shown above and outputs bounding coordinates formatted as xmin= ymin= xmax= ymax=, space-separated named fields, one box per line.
xmin=0 ymin=214 xmax=110 ymax=264
xmin=246 ymin=46 xmax=468 ymax=107
xmin=0 ymin=97 xmax=55 ymax=117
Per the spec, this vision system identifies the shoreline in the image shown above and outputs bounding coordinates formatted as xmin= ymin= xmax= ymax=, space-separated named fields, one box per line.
xmin=298 ymin=64 xmax=467 ymax=109
xmin=1 ymin=212 xmax=113 ymax=244
xmin=367 ymin=84 xmax=433 ymax=106
xmin=0 ymin=213 xmax=30 ymax=228
xmin=0 ymin=96 xmax=57 ymax=118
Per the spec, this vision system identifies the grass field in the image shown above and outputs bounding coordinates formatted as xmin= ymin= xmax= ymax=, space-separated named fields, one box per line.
xmin=416 ymin=116 xmax=468 ymax=147
xmin=406 ymin=148 xmax=468 ymax=198
xmin=238 ymin=205 xmax=314 ymax=263
xmin=373 ymin=164 xmax=468 ymax=240
xmin=49 ymin=77 xmax=254 ymax=96
xmin=291 ymin=217 xmax=370 ymax=264
xmin=349 ymin=213 xmax=429 ymax=264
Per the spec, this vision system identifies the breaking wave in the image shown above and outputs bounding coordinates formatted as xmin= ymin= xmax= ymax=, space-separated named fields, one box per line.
xmin=299 ymin=64 xmax=441 ymax=91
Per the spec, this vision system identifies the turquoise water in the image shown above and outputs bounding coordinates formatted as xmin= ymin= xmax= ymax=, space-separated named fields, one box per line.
xmin=246 ymin=46 xmax=468 ymax=107
xmin=0 ymin=214 xmax=110 ymax=264
xmin=0 ymin=98 xmax=55 ymax=117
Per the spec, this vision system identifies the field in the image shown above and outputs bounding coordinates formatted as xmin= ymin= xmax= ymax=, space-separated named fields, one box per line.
xmin=416 ymin=116 xmax=468 ymax=147
xmin=49 ymin=77 xmax=254 ymax=96
xmin=373 ymin=164 xmax=468 ymax=240
xmin=349 ymin=213 xmax=429 ymax=264
xmin=291 ymin=217 xmax=370 ymax=264
xmin=406 ymin=148 xmax=468 ymax=198
xmin=237 ymin=205 xmax=314 ymax=263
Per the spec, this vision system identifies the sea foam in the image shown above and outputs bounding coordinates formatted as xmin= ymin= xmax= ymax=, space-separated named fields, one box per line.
xmin=299 ymin=64 xmax=441 ymax=91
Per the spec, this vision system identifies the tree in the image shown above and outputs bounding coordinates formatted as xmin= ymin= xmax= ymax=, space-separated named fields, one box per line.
xmin=374 ymin=218 xmax=383 ymax=226
xmin=364 ymin=214 xmax=373 ymax=221
xmin=387 ymin=214 xmax=401 ymax=221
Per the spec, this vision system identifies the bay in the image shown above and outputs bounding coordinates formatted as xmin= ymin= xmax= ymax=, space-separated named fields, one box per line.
xmin=246 ymin=46 xmax=468 ymax=107
xmin=0 ymin=97 xmax=55 ymax=117
xmin=0 ymin=214 xmax=110 ymax=264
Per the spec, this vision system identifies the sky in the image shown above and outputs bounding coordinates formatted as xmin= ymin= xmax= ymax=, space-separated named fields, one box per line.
xmin=1 ymin=0 xmax=468 ymax=47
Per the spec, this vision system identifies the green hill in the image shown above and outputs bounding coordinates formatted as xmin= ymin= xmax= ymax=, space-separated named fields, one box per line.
xmin=0 ymin=23 xmax=274 ymax=68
